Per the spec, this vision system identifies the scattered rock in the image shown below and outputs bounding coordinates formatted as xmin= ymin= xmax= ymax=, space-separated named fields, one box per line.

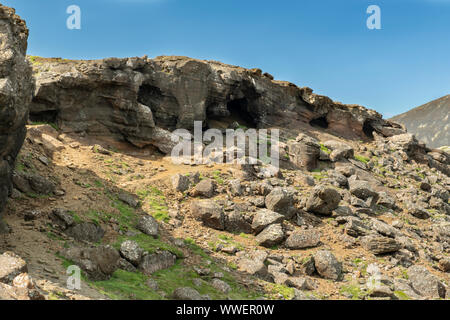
xmin=137 ymin=215 xmax=159 ymax=237
xmin=361 ymin=235 xmax=401 ymax=255
xmin=313 ymin=250 xmax=342 ymax=281
xmin=407 ymin=265 xmax=446 ymax=299
xmin=255 ymin=224 xmax=285 ymax=248
xmin=172 ymin=287 xmax=209 ymax=300
xmin=265 ymin=187 xmax=295 ymax=218
xmin=139 ymin=251 xmax=177 ymax=275
xmin=120 ymin=240 xmax=144 ymax=266
xmin=252 ymin=209 xmax=285 ymax=234
xmin=305 ymin=185 xmax=341 ymax=216
xmin=285 ymin=229 xmax=321 ymax=250
xmin=66 ymin=222 xmax=105 ymax=243
xmin=171 ymin=174 xmax=191 ymax=192
xmin=191 ymin=200 xmax=225 ymax=230
xmin=211 ymin=279 xmax=231 ymax=293
xmin=192 ymin=179 xmax=216 ymax=198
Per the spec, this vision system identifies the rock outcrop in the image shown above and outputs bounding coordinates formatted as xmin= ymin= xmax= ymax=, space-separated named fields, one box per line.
xmin=29 ymin=56 xmax=405 ymax=154
xmin=0 ymin=5 xmax=34 ymax=222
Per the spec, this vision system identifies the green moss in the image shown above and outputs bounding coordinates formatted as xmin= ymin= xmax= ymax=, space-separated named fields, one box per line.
xmin=114 ymin=233 xmax=183 ymax=258
xmin=265 ymin=283 xmax=295 ymax=300
xmin=320 ymin=143 xmax=331 ymax=155
xmin=394 ymin=290 xmax=411 ymax=300
xmin=354 ymin=154 xmax=370 ymax=164
xmin=340 ymin=284 xmax=366 ymax=300
xmin=91 ymin=269 xmax=160 ymax=300
xmin=137 ymin=187 xmax=169 ymax=222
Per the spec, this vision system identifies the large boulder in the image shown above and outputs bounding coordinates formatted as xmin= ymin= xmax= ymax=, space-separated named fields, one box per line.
xmin=407 ymin=265 xmax=446 ymax=299
xmin=313 ymin=250 xmax=342 ymax=281
xmin=252 ymin=209 xmax=285 ymax=234
xmin=60 ymin=246 xmax=121 ymax=281
xmin=255 ymin=224 xmax=285 ymax=248
xmin=361 ymin=235 xmax=401 ymax=255
xmin=285 ymin=229 xmax=321 ymax=250
xmin=0 ymin=5 xmax=34 ymax=220
xmin=305 ymin=185 xmax=341 ymax=216
xmin=265 ymin=187 xmax=296 ymax=218
xmin=287 ymin=134 xmax=320 ymax=171
xmin=191 ymin=200 xmax=225 ymax=230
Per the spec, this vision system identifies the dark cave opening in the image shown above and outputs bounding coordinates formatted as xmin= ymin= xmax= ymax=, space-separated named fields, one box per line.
xmin=29 ymin=110 xmax=59 ymax=124
xmin=206 ymin=98 xmax=257 ymax=130
xmin=309 ymin=116 xmax=329 ymax=129
xmin=363 ymin=120 xmax=375 ymax=139
xmin=227 ymin=98 xmax=257 ymax=128
xmin=137 ymin=83 xmax=177 ymax=129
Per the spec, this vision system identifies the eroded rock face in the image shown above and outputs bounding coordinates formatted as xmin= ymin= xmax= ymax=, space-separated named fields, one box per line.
xmin=29 ymin=56 xmax=405 ymax=154
xmin=0 ymin=5 xmax=34 ymax=220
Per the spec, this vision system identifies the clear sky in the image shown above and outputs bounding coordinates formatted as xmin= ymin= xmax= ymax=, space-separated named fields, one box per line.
xmin=4 ymin=0 xmax=450 ymax=117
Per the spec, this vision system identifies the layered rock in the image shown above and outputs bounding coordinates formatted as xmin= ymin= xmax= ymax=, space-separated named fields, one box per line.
xmin=0 ymin=5 xmax=34 ymax=221
xmin=29 ymin=56 xmax=405 ymax=154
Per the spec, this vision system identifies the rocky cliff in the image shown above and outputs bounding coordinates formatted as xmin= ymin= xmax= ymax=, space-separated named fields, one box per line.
xmin=391 ymin=95 xmax=450 ymax=149
xmin=29 ymin=56 xmax=405 ymax=153
xmin=0 ymin=5 xmax=34 ymax=224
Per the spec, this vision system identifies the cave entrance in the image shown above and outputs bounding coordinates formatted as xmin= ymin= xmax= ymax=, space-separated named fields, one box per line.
xmin=138 ymin=83 xmax=178 ymax=130
xmin=29 ymin=110 xmax=59 ymax=124
xmin=363 ymin=120 xmax=375 ymax=139
xmin=207 ymin=98 xmax=257 ymax=130
xmin=309 ymin=116 xmax=329 ymax=129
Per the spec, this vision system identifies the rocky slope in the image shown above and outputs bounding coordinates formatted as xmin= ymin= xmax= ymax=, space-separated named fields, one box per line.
xmin=391 ymin=95 xmax=450 ymax=149
xmin=0 ymin=122 xmax=448 ymax=300
xmin=0 ymin=5 xmax=34 ymax=231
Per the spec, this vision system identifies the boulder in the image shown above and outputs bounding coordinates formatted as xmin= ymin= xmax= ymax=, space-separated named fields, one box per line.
xmin=252 ymin=209 xmax=285 ymax=234
xmin=192 ymin=179 xmax=216 ymax=198
xmin=65 ymin=222 xmax=105 ymax=243
xmin=60 ymin=246 xmax=120 ymax=281
xmin=285 ymin=229 xmax=321 ymax=250
xmin=191 ymin=200 xmax=225 ymax=230
xmin=172 ymin=287 xmax=209 ymax=300
xmin=287 ymin=134 xmax=321 ymax=171
xmin=313 ymin=250 xmax=342 ymax=281
xmin=361 ymin=235 xmax=401 ymax=255
xmin=407 ymin=265 xmax=446 ymax=299
xmin=119 ymin=240 xmax=144 ymax=266
xmin=0 ymin=252 xmax=28 ymax=284
xmin=255 ymin=224 xmax=285 ymax=248
xmin=171 ymin=174 xmax=191 ymax=192
xmin=139 ymin=251 xmax=176 ymax=275
xmin=137 ymin=215 xmax=159 ymax=237
xmin=265 ymin=187 xmax=296 ymax=218
xmin=305 ymin=185 xmax=341 ymax=216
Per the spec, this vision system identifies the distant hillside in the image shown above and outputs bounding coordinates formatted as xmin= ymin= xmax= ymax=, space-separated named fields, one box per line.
xmin=391 ymin=95 xmax=450 ymax=148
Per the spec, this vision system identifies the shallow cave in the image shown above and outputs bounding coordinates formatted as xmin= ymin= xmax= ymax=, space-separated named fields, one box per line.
xmin=29 ymin=110 xmax=59 ymax=124
xmin=137 ymin=83 xmax=178 ymax=129
xmin=206 ymin=98 xmax=257 ymax=130
xmin=363 ymin=120 xmax=375 ymax=139
xmin=309 ymin=116 xmax=329 ymax=129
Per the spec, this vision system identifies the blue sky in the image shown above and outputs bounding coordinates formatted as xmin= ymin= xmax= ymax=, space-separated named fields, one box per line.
xmin=4 ymin=0 xmax=450 ymax=117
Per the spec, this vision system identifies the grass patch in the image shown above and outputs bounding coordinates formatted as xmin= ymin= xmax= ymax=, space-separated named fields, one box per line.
xmin=320 ymin=143 xmax=331 ymax=155
xmin=113 ymin=233 xmax=183 ymax=258
xmin=137 ymin=187 xmax=169 ymax=222
xmin=340 ymin=284 xmax=366 ymax=300
xmin=354 ymin=154 xmax=370 ymax=164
